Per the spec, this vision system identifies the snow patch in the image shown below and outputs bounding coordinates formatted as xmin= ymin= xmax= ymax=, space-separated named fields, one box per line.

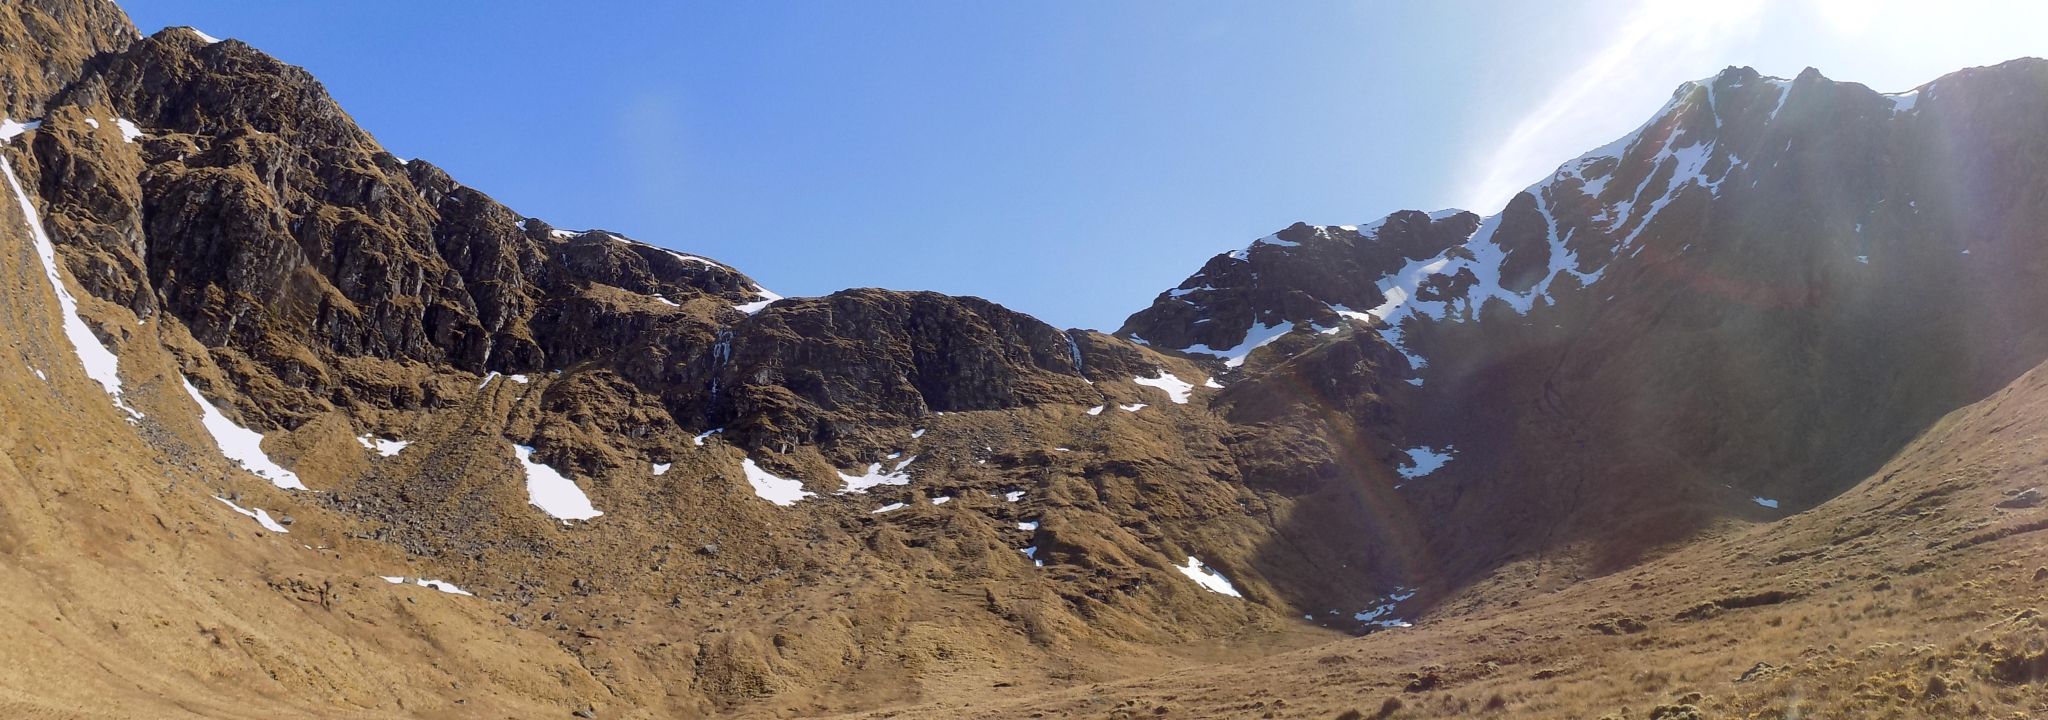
xmin=413 ymin=579 xmax=472 ymax=596
xmin=381 ymin=576 xmax=472 ymax=596
xmin=651 ymin=462 xmax=671 ymax=476
xmin=0 ymin=119 xmax=40 ymax=142
xmin=114 ymin=118 xmax=144 ymax=143
xmin=184 ymin=377 xmax=304 ymax=489
xmin=1353 ymin=587 xmax=1416 ymax=629
xmin=1316 ymin=85 xmax=1741 ymax=373
xmin=476 ymin=370 xmax=528 ymax=388
xmin=1752 ymin=496 xmax=1779 ymax=509
xmin=693 ymin=428 xmax=723 ymax=446
xmin=1175 ymin=556 xmax=1242 ymax=598
xmin=1888 ymin=89 xmax=1921 ymax=113
xmin=1085 ymin=405 xmax=1105 ymax=416
xmin=742 ymin=457 xmax=814 ymax=506
xmin=4 ymin=152 xmax=142 ymax=419
xmin=931 ymin=496 xmax=953 ymax=505
xmin=1396 ymin=446 xmax=1455 ymax=480
xmin=1765 ymin=77 xmax=1795 ymax=120
xmin=355 ymin=435 xmax=410 ymax=458
xmin=734 ymin=285 xmax=783 ymax=314
xmin=871 ymin=502 xmax=906 ymax=514
xmin=1132 ymin=371 xmax=1194 ymax=404
xmin=1003 ymin=490 xmax=1026 ymax=502
xmin=512 ymin=444 xmax=603 ymax=521
xmin=1184 ymin=321 xmax=1294 ymax=369
xmin=214 ymin=496 xmax=289 ymax=533
xmin=185 ymin=27 xmax=221 ymax=44
xmin=634 ymin=240 xmax=730 ymax=270
xmin=1119 ymin=403 xmax=1147 ymax=412
xmin=837 ymin=455 xmax=916 ymax=494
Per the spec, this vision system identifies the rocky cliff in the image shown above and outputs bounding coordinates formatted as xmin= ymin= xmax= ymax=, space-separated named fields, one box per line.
xmin=1124 ymin=60 xmax=2048 ymax=580
xmin=0 ymin=5 xmax=1386 ymax=716
xmin=4 ymin=1 xmax=2048 ymax=717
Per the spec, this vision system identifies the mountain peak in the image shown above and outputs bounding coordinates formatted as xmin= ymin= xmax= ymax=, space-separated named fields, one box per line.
xmin=1710 ymin=64 xmax=1764 ymax=85
xmin=159 ymin=25 xmax=223 ymax=45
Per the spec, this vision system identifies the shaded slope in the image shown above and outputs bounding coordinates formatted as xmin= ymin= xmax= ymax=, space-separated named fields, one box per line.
xmin=0 ymin=9 xmax=1401 ymax=717
xmin=846 ymin=350 xmax=2048 ymax=719
xmin=4 ymin=2 xmax=2048 ymax=717
xmin=1126 ymin=59 xmax=2048 ymax=597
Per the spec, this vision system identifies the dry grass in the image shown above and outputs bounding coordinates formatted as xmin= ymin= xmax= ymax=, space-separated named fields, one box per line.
xmin=839 ymin=362 xmax=2048 ymax=719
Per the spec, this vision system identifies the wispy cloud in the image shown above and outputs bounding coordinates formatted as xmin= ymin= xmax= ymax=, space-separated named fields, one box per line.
xmin=1458 ymin=0 xmax=1766 ymax=213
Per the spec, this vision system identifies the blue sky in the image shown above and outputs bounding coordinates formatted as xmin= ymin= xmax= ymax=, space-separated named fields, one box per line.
xmin=124 ymin=1 xmax=2045 ymax=330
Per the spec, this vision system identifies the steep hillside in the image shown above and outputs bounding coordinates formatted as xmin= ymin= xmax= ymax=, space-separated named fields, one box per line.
xmin=0 ymin=0 xmax=132 ymax=117
xmin=856 ymin=352 xmax=2048 ymax=719
xmin=3 ymin=1 xmax=2048 ymax=718
xmin=0 ymin=4 xmax=1383 ymax=717
xmin=1126 ymin=59 xmax=2048 ymax=594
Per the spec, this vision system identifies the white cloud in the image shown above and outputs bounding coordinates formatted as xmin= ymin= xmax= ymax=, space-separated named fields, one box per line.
xmin=1458 ymin=0 xmax=1766 ymax=213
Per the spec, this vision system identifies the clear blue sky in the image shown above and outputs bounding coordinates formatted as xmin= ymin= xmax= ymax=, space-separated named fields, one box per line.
xmin=122 ymin=1 xmax=2045 ymax=330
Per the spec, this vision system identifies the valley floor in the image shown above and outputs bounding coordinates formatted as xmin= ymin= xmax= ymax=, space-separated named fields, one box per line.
xmin=832 ymin=364 xmax=2048 ymax=720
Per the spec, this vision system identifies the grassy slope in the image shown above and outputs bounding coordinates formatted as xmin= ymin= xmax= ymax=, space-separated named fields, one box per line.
xmin=836 ymin=359 xmax=2048 ymax=719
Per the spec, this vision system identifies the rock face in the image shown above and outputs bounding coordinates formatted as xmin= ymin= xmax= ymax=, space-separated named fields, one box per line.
xmin=0 ymin=6 xmax=1368 ymax=716
xmin=0 ymin=0 xmax=133 ymax=118
xmin=687 ymin=289 xmax=1101 ymax=454
xmin=1125 ymin=60 xmax=2048 ymax=583
xmin=27 ymin=26 xmax=784 ymax=427
xmin=1119 ymin=211 xmax=1478 ymax=356
xmin=8 ymin=2 xmax=2048 ymax=717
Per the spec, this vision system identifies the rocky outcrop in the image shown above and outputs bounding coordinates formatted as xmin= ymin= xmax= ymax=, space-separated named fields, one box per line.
xmin=0 ymin=0 xmax=132 ymax=118
xmin=10 ymin=4 xmax=2048 ymax=715
xmin=1118 ymin=211 xmax=1477 ymax=355
xmin=20 ymin=28 xmax=783 ymax=427
xmin=1124 ymin=59 xmax=2048 ymax=591
xmin=682 ymin=289 xmax=1102 ymax=455
xmin=6 ymin=21 xmax=1338 ymax=714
